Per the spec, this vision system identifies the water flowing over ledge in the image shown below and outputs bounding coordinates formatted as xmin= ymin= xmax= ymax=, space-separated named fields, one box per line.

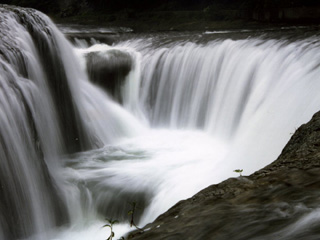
xmin=0 ymin=5 xmax=320 ymax=240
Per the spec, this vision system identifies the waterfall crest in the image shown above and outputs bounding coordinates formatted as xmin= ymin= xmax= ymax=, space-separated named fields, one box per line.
xmin=137 ymin=38 xmax=320 ymax=137
xmin=132 ymin=36 xmax=320 ymax=172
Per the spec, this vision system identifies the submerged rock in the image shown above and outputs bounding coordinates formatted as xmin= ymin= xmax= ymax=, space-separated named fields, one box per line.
xmin=129 ymin=111 xmax=320 ymax=240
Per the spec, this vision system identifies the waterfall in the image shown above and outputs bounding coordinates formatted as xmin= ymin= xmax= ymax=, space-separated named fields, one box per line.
xmin=110 ymin=35 xmax=320 ymax=223
xmin=0 ymin=5 xmax=142 ymax=239
xmin=115 ymin=35 xmax=320 ymax=174
xmin=1 ymin=5 xmax=320 ymax=240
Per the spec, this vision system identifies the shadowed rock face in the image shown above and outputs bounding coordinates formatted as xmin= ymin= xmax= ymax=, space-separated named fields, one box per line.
xmin=128 ymin=111 xmax=320 ymax=240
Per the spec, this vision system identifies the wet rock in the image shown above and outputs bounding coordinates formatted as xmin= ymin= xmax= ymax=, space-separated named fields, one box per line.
xmin=85 ymin=49 xmax=133 ymax=102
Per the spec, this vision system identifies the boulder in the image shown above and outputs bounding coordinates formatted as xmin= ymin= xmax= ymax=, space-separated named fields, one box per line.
xmin=86 ymin=49 xmax=133 ymax=101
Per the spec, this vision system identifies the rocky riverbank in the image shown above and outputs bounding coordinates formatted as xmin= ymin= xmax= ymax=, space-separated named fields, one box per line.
xmin=128 ymin=111 xmax=320 ymax=239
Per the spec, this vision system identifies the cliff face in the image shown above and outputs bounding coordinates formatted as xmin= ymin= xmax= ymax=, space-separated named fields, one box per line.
xmin=128 ymin=111 xmax=320 ymax=240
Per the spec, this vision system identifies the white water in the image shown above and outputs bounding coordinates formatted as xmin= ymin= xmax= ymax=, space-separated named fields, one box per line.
xmin=118 ymin=37 xmax=320 ymax=174
xmin=0 ymin=7 xmax=143 ymax=239
xmin=1 ymin=6 xmax=320 ymax=240
xmin=52 ymin=35 xmax=320 ymax=239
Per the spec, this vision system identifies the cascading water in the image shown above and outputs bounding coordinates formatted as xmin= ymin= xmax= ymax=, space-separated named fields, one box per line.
xmin=133 ymin=36 xmax=320 ymax=173
xmin=0 ymin=5 xmax=143 ymax=240
xmin=79 ymin=34 xmax=320 ymax=227
xmin=1 ymin=5 xmax=320 ymax=240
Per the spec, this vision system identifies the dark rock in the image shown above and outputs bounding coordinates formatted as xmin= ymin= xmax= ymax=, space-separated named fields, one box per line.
xmin=85 ymin=49 xmax=133 ymax=102
xmin=128 ymin=111 xmax=320 ymax=240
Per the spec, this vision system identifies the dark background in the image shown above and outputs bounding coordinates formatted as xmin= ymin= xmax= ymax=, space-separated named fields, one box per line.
xmin=1 ymin=0 xmax=319 ymax=13
xmin=1 ymin=0 xmax=320 ymax=29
